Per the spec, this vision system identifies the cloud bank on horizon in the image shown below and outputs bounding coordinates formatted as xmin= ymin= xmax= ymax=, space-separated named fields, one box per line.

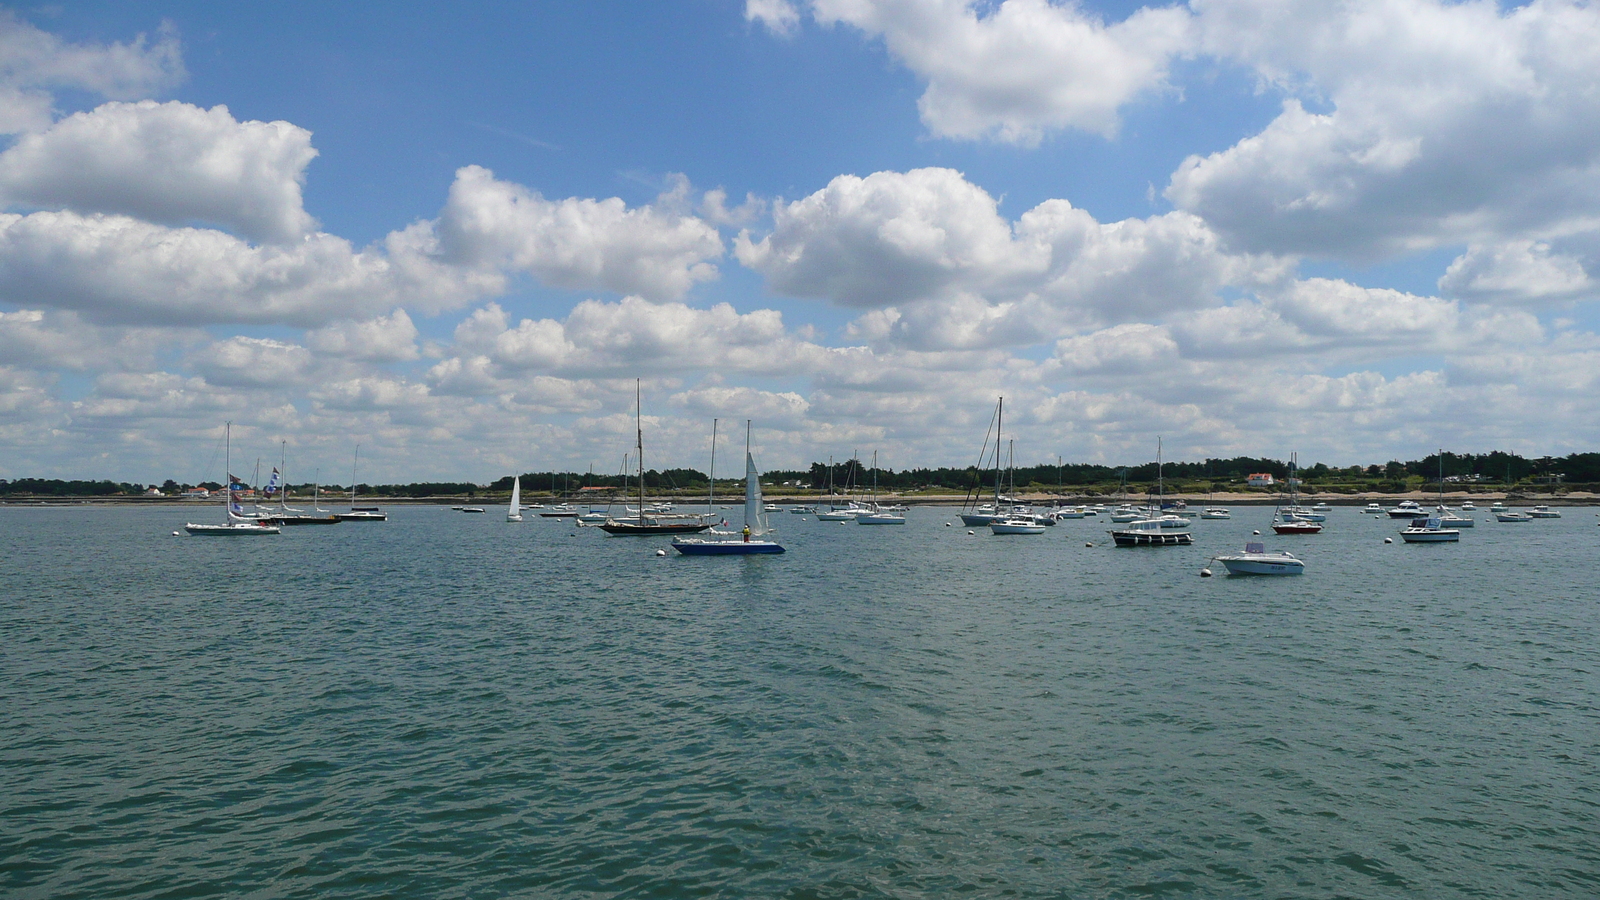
xmin=1 ymin=1 xmax=1598 ymax=483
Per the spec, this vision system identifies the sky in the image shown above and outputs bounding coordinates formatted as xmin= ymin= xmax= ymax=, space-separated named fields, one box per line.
xmin=3 ymin=0 xmax=1600 ymax=485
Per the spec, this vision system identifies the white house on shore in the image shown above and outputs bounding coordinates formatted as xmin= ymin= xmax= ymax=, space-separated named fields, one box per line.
xmin=1246 ymin=473 xmax=1276 ymax=487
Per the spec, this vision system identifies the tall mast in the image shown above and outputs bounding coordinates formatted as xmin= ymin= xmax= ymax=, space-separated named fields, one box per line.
xmin=635 ymin=379 xmax=644 ymax=524
xmin=994 ymin=397 xmax=1004 ymax=504
xmin=224 ymin=421 xmax=231 ymax=517
xmin=351 ymin=443 xmax=360 ymax=507
xmin=709 ymin=418 xmax=717 ymax=513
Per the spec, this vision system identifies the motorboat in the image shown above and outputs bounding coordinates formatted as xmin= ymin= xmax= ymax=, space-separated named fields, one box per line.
xmin=1387 ymin=500 xmax=1426 ymax=518
xmin=1109 ymin=517 xmax=1194 ymax=546
xmin=788 ymin=506 xmax=816 ymax=514
xmin=1401 ymin=516 xmax=1460 ymax=542
xmin=1496 ymin=510 xmax=1533 ymax=522
xmin=1109 ymin=506 xmax=1142 ymax=523
xmin=1199 ymin=507 xmax=1232 ymax=520
xmin=1310 ymin=502 xmax=1331 ymax=512
xmin=457 ymin=507 xmax=485 ymax=514
xmin=1489 ymin=501 xmax=1507 ymax=512
xmin=1364 ymin=503 xmax=1384 ymax=514
xmin=538 ymin=503 xmax=579 ymax=518
xmin=1528 ymin=505 xmax=1562 ymax=518
xmin=990 ymin=515 xmax=1046 ymax=535
xmin=1460 ymin=501 xmax=1476 ymax=510
xmin=1213 ymin=542 xmax=1304 ymax=575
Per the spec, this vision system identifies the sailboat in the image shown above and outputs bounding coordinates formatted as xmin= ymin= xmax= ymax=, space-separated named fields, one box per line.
xmin=1108 ymin=438 xmax=1193 ymax=546
xmin=816 ymin=456 xmax=860 ymax=520
xmin=1271 ymin=452 xmax=1322 ymax=534
xmin=334 ymin=443 xmax=387 ymax=521
xmin=261 ymin=446 xmax=340 ymax=525
xmin=673 ymin=421 xmax=785 ymax=554
xmin=601 ymin=380 xmax=712 ymax=535
xmin=506 ymin=475 xmax=523 ymax=522
xmin=1402 ymin=450 xmax=1461 ymax=542
xmin=960 ymin=397 xmax=1007 ymax=526
xmin=185 ymin=422 xmax=280 ymax=535
xmin=856 ymin=450 xmax=905 ymax=524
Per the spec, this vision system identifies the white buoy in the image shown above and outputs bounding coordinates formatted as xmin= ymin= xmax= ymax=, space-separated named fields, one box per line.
xmin=1200 ymin=568 xmax=1212 ymax=577
xmin=1384 ymin=537 xmax=1393 ymax=544
xmin=1085 ymin=542 xmax=1093 ymax=547
xmin=655 ymin=548 xmax=667 ymax=557
xmin=1252 ymin=530 xmax=1260 ymax=535
xmin=172 ymin=530 xmax=180 ymax=536
xmin=967 ymin=530 xmax=975 ymax=535
xmin=945 ymin=522 xmax=951 ymax=527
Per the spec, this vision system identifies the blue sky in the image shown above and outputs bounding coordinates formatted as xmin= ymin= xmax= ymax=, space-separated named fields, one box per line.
xmin=3 ymin=1 xmax=1600 ymax=483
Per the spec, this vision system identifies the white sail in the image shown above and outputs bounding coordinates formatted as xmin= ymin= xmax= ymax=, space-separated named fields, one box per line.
xmin=507 ymin=476 xmax=522 ymax=522
xmin=745 ymin=451 xmax=765 ymax=536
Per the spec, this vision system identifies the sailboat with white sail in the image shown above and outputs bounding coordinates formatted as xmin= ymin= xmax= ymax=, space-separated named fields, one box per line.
xmin=673 ymin=421 xmax=785 ymax=555
xmin=185 ymin=422 xmax=280 ymax=535
xmin=506 ymin=476 xmax=523 ymax=522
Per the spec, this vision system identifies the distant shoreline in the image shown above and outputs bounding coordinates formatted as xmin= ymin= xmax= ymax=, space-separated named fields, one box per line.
xmin=6 ymin=490 xmax=1595 ymax=508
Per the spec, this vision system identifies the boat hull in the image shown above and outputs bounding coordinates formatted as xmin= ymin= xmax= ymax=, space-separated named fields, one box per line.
xmin=600 ymin=521 xmax=712 ymax=535
xmin=1401 ymin=529 xmax=1460 ymax=542
xmin=1109 ymin=529 xmax=1193 ymax=546
xmin=990 ymin=522 xmax=1045 ymax=534
xmin=262 ymin=515 xmax=341 ymax=526
xmin=856 ymin=514 xmax=906 ymax=525
xmin=1272 ymin=522 xmax=1323 ymax=534
xmin=959 ymin=513 xmax=1000 ymax=526
xmin=185 ymin=523 xmax=280 ymax=535
xmin=672 ymin=539 xmax=784 ymax=555
xmin=1218 ymin=556 xmax=1304 ymax=575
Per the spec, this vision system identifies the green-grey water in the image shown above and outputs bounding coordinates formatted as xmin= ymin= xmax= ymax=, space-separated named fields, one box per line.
xmin=3 ymin=504 xmax=1598 ymax=898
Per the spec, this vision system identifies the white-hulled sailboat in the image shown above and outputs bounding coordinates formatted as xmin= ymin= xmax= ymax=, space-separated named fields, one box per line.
xmin=507 ymin=476 xmax=523 ymax=522
xmin=673 ymin=421 xmax=785 ymax=555
xmin=186 ymin=422 xmax=280 ymax=536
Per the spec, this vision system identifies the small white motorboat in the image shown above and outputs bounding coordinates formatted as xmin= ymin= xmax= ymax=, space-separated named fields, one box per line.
xmin=1387 ymin=500 xmax=1426 ymax=518
xmin=990 ymin=515 xmax=1046 ymax=535
xmin=1364 ymin=503 xmax=1384 ymax=514
xmin=1490 ymin=501 xmax=1507 ymax=512
xmin=1199 ymin=507 xmax=1232 ymax=520
xmin=1213 ymin=542 xmax=1304 ymax=575
xmin=1400 ymin=516 xmax=1460 ymax=542
xmin=1496 ymin=510 xmax=1533 ymax=522
xmin=1460 ymin=501 xmax=1476 ymax=510
xmin=1528 ymin=505 xmax=1562 ymax=518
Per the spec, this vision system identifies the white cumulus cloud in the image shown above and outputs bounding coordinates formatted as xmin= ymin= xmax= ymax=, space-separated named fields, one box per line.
xmin=0 ymin=101 xmax=318 ymax=244
xmin=436 ymin=165 xmax=724 ymax=300
xmin=0 ymin=11 xmax=184 ymax=135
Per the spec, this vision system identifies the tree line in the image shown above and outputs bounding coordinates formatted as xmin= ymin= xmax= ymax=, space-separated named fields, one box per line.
xmin=7 ymin=450 xmax=1600 ymax=497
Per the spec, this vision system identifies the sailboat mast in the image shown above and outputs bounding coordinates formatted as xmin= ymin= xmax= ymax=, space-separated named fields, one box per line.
xmin=709 ymin=418 xmax=717 ymax=513
xmin=351 ymin=443 xmax=360 ymax=507
xmin=224 ymin=421 xmax=231 ymax=518
xmin=635 ymin=379 xmax=644 ymax=524
xmin=994 ymin=397 xmax=1004 ymax=504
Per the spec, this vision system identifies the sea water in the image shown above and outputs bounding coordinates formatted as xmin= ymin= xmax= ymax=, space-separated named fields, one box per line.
xmin=3 ymin=505 xmax=1597 ymax=898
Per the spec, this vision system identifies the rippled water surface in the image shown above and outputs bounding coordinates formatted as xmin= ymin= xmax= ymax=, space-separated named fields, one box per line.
xmin=4 ymin=504 xmax=1599 ymax=898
